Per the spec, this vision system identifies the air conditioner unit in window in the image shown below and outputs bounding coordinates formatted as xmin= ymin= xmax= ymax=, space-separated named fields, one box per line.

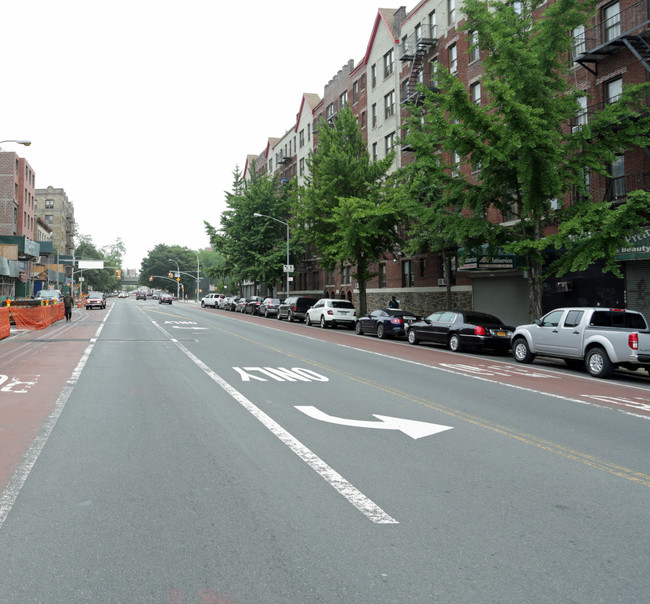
xmin=557 ymin=281 xmax=573 ymax=292
xmin=572 ymin=125 xmax=582 ymax=133
xmin=438 ymin=278 xmax=447 ymax=286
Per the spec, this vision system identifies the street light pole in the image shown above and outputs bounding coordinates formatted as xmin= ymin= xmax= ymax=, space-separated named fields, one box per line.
xmin=193 ymin=250 xmax=200 ymax=304
xmin=253 ymin=213 xmax=290 ymax=298
xmin=169 ymin=259 xmax=180 ymax=301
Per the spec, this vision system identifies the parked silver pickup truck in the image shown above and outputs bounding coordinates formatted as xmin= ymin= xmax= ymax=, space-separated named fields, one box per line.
xmin=200 ymin=293 xmax=225 ymax=308
xmin=511 ymin=307 xmax=650 ymax=378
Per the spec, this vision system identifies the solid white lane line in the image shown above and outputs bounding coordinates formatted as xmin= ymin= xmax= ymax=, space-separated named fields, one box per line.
xmin=151 ymin=320 xmax=399 ymax=525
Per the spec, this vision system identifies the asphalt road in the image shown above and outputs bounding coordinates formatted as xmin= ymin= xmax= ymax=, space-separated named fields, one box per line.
xmin=0 ymin=299 xmax=648 ymax=603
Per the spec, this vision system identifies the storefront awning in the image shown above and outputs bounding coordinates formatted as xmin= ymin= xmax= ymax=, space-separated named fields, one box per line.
xmin=458 ymin=245 xmax=519 ymax=271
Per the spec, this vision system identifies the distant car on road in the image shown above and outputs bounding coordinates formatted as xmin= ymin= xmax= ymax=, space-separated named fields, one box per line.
xmin=234 ymin=298 xmax=247 ymax=313
xmin=355 ymin=308 xmax=418 ymax=339
xmin=34 ymin=289 xmax=62 ymax=303
xmin=159 ymin=293 xmax=173 ymax=305
xmin=85 ymin=292 xmax=106 ymax=310
xmin=305 ymin=299 xmax=357 ymax=329
xmin=136 ymin=291 xmax=147 ymax=300
xmin=407 ymin=310 xmax=514 ymax=353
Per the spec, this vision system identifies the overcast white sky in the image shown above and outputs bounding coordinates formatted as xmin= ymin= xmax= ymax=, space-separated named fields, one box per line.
xmin=3 ymin=0 xmax=415 ymax=269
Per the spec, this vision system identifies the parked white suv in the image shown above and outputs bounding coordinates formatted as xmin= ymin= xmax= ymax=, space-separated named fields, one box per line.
xmin=305 ymin=298 xmax=357 ymax=329
xmin=201 ymin=293 xmax=225 ymax=308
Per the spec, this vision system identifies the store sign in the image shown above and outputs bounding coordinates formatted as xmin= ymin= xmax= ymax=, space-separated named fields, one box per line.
xmin=458 ymin=247 xmax=518 ymax=270
xmin=616 ymin=228 xmax=650 ymax=260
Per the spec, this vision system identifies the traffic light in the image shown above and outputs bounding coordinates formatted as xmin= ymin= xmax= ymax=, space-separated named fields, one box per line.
xmin=149 ymin=276 xmax=153 ymax=282
xmin=115 ymin=269 xmax=121 ymax=280
xmin=168 ymin=272 xmax=174 ymax=279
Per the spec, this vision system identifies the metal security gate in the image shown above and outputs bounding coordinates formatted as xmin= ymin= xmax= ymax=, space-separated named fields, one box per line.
xmin=626 ymin=260 xmax=650 ymax=326
xmin=472 ymin=275 xmax=530 ymax=326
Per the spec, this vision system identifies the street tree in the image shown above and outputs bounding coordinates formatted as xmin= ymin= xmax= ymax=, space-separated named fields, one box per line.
xmin=398 ymin=0 xmax=650 ymax=319
xmin=140 ymin=244 xmax=201 ymax=299
xmin=205 ymin=164 xmax=292 ymax=297
xmin=294 ymin=105 xmax=400 ymax=315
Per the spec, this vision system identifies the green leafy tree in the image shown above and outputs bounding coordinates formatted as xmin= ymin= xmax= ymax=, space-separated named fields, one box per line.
xmin=140 ymin=244 xmax=202 ymax=299
xmin=75 ymin=236 xmax=120 ymax=293
xmin=205 ymin=164 xmax=292 ymax=296
xmin=294 ymin=105 xmax=400 ymax=315
xmin=399 ymin=0 xmax=650 ymax=318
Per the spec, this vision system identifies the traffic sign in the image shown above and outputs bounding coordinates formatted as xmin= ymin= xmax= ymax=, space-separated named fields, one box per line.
xmin=283 ymin=264 xmax=294 ymax=273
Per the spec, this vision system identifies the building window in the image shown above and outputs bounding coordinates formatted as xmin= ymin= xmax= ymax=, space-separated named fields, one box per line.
xmin=371 ymin=64 xmax=377 ymax=88
xmin=402 ymin=260 xmax=415 ymax=287
xmin=605 ymin=77 xmax=622 ymax=103
xmin=470 ymin=82 xmax=481 ymax=105
xmin=307 ymin=124 xmax=311 ymax=141
xmin=608 ymin=155 xmax=625 ymax=199
xmin=299 ymin=158 xmax=305 ymax=176
xmin=603 ymin=2 xmax=621 ymax=42
xmin=339 ymin=90 xmax=348 ymax=107
xmin=326 ymin=103 xmax=336 ymax=120
xmin=384 ymin=90 xmax=395 ymax=119
xmin=372 ymin=142 xmax=378 ymax=162
xmin=45 ymin=214 xmax=53 ymax=225
xmin=431 ymin=58 xmax=439 ymax=88
xmin=451 ymin=151 xmax=461 ymax=177
xmin=469 ymin=30 xmax=479 ymax=62
xmin=429 ymin=11 xmax=437 ymax=38
xmin=572 ymin=25 xmax=585 ymax=57
xmin=415 ymin=23 xmax=422 ymax=42
xmin=360 ymin=111 xmax=367 ymax=130
xmin=371 ymin=103 xmax=377 ymax=128
xmin=385 ymin=132 xmax=396 ymax=155
xmin=449 ymin=44 xmax=458 ymax=74
xmin=379 ymin=263 xmax=387 ymax=288
xmin=575 ymin=96 xmax=588 ymax=128
xmin=383 ymin=49 xmax=394 ymax=79
xmin=353 ymin=81 xmax=359 ymax=104
xmin=419 ymin=257 xmax=426 ymax=278
xmin=448 ymin=0 xmax=456 ymax=26
xmin=299 ymin=129 xmax=305 ymax=148
xmin=45 ymin=199 xmax=54 ymax=208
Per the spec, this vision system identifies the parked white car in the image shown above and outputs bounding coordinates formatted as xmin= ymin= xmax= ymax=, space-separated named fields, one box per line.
xmin=201 ymin=293 xmax=225 ymax=308
xmin=305 ymin=298 xmax=357 ymax=329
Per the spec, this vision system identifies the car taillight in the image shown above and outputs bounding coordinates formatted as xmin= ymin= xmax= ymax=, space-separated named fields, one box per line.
xmin=391 ymin=318 xmax=403 ymax=325
xmin=327 ymin=310 xmax=333 ymax=315
xmin=629 ymin=332 xmax=639 ymax=350
xmin=474 ymin=326 xmax=487 ymax=336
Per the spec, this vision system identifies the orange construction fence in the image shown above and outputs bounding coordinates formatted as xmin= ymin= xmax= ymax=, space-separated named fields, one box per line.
xmin=0 ymin=307 xmax=10 ymax=340
xmin=5 ymin=302 xmax=65 ymax=332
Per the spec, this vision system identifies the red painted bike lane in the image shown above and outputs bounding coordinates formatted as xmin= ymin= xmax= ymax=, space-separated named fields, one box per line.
xmin=0 ymin=312 xmax=103 ymax=494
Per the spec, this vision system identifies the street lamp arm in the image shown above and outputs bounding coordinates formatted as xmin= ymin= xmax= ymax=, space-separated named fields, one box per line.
xmin=253 ymin=212 xmax=288 ymax=228
xmin=0 ymin=139 xmax=31 ymax=146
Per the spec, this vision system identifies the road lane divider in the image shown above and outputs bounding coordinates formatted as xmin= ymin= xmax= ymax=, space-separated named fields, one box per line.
xmin=151 ymin=320 xmax=399 ymax=525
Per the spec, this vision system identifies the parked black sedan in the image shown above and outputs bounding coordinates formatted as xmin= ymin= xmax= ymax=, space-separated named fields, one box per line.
xmin=355 ymin=308 xmax=419 ymax=339
xmin=244 ymin=296 xmax=266 ymax=315
xmin=406 ymin=310 xmax=514 ymax=353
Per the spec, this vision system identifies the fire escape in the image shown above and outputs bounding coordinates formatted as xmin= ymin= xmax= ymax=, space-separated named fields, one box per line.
xmin=399 ymin=25 xmax=438 ymax=105
xmin=573 ymin=0 xmax=650 ymax=201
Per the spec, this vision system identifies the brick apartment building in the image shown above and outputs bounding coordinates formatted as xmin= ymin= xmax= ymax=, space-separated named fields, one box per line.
xmin=0 ymin=149 xmax=39 ymax=297
xmin=243 ymin=0 xmax=650 ymax=324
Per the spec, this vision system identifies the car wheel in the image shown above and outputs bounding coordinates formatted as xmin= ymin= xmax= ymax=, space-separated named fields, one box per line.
xmin=377 ymin=324 xmax=385 ymax=339
xmin=305 ymin=314 xmax=312 ymax=326
xmin=449 ymin=333 xmax=462 ymax=352
xmin=264 ymin=309 xmax=269 ymax=317
xmin=512 ymin=338 xmax=535 ymax=364
xmin=408 ymin=329 xmax=418 ymax=345
xmin=320 ymin=316 xmax=327 ymax=329
xmin=355 ymin=322 xmax=363 ymax=335
xmin=288 ymin=311 xmax=294 ymax=322
xmin=201 ymin=302 xmax=205 ymax=307
xmin=277 ymin=312 xmax=282 ymax=320
xmin=585 ymin=347 xmax=614 ymax=379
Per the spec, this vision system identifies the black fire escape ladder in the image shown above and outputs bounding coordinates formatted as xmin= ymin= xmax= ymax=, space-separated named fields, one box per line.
xmin=622 ymin=34 xmax=650 ymax=72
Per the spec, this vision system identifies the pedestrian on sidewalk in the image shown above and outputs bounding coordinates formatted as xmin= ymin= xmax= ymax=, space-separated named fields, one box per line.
xmin=63 ymin=292 xmax=73 ymax=321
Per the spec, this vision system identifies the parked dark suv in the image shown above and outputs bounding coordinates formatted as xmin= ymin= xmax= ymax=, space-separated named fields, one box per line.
xmin=277 ymin=296 xmax=318 ymax=322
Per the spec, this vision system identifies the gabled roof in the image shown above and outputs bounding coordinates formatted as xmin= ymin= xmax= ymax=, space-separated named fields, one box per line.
xmin=295 ymin=93 xmax=322 ymax=132
xmin=353 ymin=7 xmax=401 ymax=75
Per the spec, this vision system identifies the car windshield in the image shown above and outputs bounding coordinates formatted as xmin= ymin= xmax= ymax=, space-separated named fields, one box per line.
xmin=331 ymin=301 xmax=354 ymax=308
xmin=464 ymin=312 xmax=502 ymax=325
xmin=37 ymin=291 xmax=60 ymax=298
xmin=88 ymin=292 xmax=102 ymax=298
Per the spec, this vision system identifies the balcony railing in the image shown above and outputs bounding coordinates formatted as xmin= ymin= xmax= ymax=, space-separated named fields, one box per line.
xmin=575 ymin=0 xmax=649 ymax=59
xmin=399 ymin=24 xmax=437 ymax=61
xmin=604 ymin=171 xmax=650 ymax=201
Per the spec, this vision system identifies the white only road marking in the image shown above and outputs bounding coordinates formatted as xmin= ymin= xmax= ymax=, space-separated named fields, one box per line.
xmin=152 ymin=320 xmax=398 ymax=524
xmin=296 ymin=405 xmax=453 ymax=439
xmin=0 ymin=307 xmax=112 ymax=530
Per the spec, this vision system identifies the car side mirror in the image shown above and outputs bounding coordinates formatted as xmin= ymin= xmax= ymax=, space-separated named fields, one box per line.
xmin=534 ymin=319 xmax=542 ymax=326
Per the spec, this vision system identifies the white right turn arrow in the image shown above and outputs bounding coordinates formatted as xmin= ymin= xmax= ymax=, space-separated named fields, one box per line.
xmin=295 ymin=406 xmax=453 ymax=440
